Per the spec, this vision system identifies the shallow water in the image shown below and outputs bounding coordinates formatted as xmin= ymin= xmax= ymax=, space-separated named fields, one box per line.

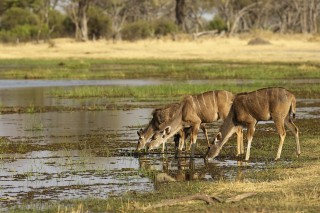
xmin=0 ymin=80 xmax=319 ymax=208
xmin=0 ymin=151 xmax=153 ymax=203
xmin=0 ymin=109 xmax=152 ymax=141
xmin=0 ymin=79 xmax=166 ymax=89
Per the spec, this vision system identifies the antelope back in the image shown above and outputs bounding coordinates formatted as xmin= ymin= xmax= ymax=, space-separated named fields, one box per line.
xmin=183 ymin=90 xmax=234 ymax=123
xmin=152 ymin=103 xmax=181 ymax=128
xmin=233 ymin=87 xmax=295 ymax=122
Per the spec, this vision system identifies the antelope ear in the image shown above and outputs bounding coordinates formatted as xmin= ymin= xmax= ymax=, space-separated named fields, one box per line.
xmin=137 ymin=129 xmax=143 ymax=136
xmin=164 ymin=126 xmax=171 ymax=135
xmin=214 ymin=132 xmax=222 ymax=144
xmin=217 ymin=132 xmax=222 ymax=140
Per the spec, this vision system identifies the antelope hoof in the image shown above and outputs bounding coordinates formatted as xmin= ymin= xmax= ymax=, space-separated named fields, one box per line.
xmin=274 ymin=157 xmax=280 ymax=161
xmin=296 ymin=153 xmax=301 ymax=158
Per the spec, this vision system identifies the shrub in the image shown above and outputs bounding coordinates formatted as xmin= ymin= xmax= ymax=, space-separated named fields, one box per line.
xmin=121 ymin=20 xmax=154 ymax=41
xmin=62 ymin=17 xmax=75 ymax=37
xmin=1 ymin=7 xmax=39 ymax=30
xmin=87 ymin=6 xmax=112 ymax=39
xmin=154 ymin=19 xmax=177 ymax=36
xmin=207 ymin=16 xmax=228 ymax=32
xmin=0 ymin=25 xmax=39 ymax=43
xmin=0 ymin=30 xmax=14 ymax=43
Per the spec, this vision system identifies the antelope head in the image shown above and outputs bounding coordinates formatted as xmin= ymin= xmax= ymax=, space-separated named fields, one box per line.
xmin=136 ymin=128 xmax=147 ymax=151
xmin=147 ymin=126 xmax=171 ymax=151
xmin=206 ymin=132 xmax=223 ymax=159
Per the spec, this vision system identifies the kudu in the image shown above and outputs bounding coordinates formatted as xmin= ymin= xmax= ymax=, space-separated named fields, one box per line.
xmin=148 ymin=90 xmax=244 ymax=157
xmin=136 ymin=103 xmax=209 ymax=151
xmin=206 ymin=87 xmax=300 ymax=161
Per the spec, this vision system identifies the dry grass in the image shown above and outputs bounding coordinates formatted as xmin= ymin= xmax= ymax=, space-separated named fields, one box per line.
xmin=1 ymin=34 xmax=320 ymax=62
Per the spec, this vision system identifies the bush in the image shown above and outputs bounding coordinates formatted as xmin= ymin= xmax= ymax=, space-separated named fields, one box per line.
xmin=87 ymin=6 xmax=112 ymax=39
xmin=0 ymin=25 xmax=39 ymax=43
xmin=0 ymin=30 xmax=14 ymax=43
xmin=62 ymin=17 xmax=75 ymax=37
xmin=154 ymin=19 xmax=177 ymax=36
xmin=1 ymin=7 xmax=39 ymax=30
xmin=207 ymin=16 xmax=228 ymax=32
xmin=121 ymin=21 xmax=154 ymax=41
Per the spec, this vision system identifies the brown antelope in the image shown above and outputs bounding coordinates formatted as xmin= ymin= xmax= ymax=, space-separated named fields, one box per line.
xmin=206 ymin=87 xmax=300 ymax=161
xmin=136 ymin=103 xmax=209 ymax=151
xmin=148 ymin=90 xmax=244 ymax=157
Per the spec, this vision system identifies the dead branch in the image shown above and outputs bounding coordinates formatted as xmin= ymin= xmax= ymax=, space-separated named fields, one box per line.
xmin=142 ymin=194 xmax=223 ymax=210
xmin=225 ymin=192 xmax=257 ymax=203
xmin=193 ymin=30 xmax=218 ymax=39
xmin=140 ymin=192 xmax=256 ymax=210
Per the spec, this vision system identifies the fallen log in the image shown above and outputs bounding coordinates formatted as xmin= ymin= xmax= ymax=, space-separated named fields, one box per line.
xmin=193 ymin=30 xmax=218 ymax=39
xmin=225 ymin=192 xmax=257 ymax=203
xmin=140 ymin=192 xmax=256 ymax=210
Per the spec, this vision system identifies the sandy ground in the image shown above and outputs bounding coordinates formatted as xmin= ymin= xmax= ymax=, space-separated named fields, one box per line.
xmin=0 ymin=36 xmax=320 ymax=62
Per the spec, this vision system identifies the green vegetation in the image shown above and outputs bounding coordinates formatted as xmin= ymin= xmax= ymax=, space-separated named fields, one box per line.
xmin=50 ymin=82 xmax=320 ymax=100
xmin=0 ymin=58 xmax=319 ymax=99
xmin=0 ymin=59 xmax=319 ymax=80
xmin=207 ymin=15 xmax=228 ymax=32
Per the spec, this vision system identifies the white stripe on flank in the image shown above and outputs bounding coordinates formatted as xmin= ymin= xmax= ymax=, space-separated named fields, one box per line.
xmin=191 ymin=96 xmax=197 ymax=110
xmin=202 ymin=93 xmax=207 ymax=109
xmin=212 ymin=91 xmax=216 ymax=105
xmin=209 ymin=91 xmax=215 ymax=110
xmin=256 ymin=91 xmax=261 ymax=108
xmin=225 ymin=91 xmax=228 ymax=103
xmin=196 ymin=96 xmax=201 ymax=111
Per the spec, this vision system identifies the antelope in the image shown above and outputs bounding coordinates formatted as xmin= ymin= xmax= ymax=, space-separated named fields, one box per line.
xmin=136 ymin=103 xmax=209 ymax=152
xmin=147 ymin=90 xmax=244 ymax=157
xmin=206 ymin=87 xmax=300 ymax=161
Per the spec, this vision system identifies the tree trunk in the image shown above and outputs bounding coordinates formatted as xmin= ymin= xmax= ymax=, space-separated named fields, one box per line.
xmin=309 ymin=0 xmax=318 ymax=33
xmin=301 ymin=0 xmax=308 ymax=33
xmin=229 ymin=3 xmax=257 ymax=35
xmin=76 ymin=0 xmax=89 ymax=41
xmin=175 ymin=0 xmax=186 ymax=30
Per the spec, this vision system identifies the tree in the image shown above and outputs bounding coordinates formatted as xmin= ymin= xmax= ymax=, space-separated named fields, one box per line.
xmin=175 ymin=0 xmax=186 ymax=30
xmin=66 ymin=0 xmax=90 ymax=41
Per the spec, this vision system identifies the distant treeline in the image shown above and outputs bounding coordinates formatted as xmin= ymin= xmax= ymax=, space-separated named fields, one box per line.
xmin=0 ymin=0 xmax=320 ymax=43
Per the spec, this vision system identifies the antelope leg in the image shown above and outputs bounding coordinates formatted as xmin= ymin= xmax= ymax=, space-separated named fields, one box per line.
xmin=274 ymin=118 xmax=286 ymax=160
xmin=245 ymin=123 xmax=256 ymax=161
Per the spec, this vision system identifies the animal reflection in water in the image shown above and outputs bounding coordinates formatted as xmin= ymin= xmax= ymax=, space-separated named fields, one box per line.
xmin=138 ymin=156 xmax=248 ymax=183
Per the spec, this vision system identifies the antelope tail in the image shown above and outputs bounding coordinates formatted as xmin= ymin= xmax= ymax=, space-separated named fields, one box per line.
xmin=290 ymin=97 xmax=296 ymax=122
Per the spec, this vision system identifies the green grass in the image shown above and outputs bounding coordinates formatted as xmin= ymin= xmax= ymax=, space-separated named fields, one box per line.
xmin=0 ymin=59 xmax=320 ymax=79
xmin=50 ymin=81 xmax=320 ymax=99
